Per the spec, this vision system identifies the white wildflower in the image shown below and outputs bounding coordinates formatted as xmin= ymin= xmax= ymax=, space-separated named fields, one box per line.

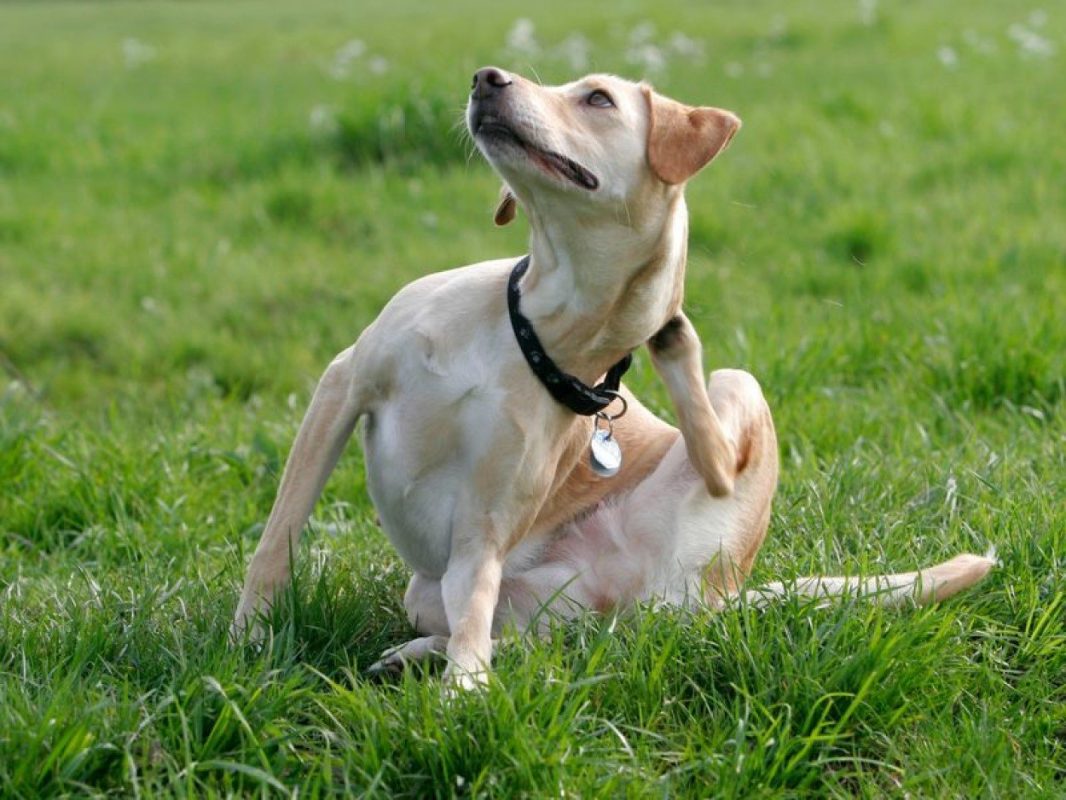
xmin=506 ymin=18 xmax=539 ymax=56
xmin=767 ymin=15 xmax=789 ymax=42
xmin=122 ymin=38 xmax=156 ymax=69
xmin=556 ymin=33 xmax=591 ymax=71
xmin=337 ymin=38 xmax=366 ymax=61
xmin=627 ymin=43 xmax=666 ymax=74
xmin=858 ymin=0 xmax=877 ymax=27
xmin=667 ymin=32 xmax=705 ymax=63
xmin=628 ymin=21 xmax=656 ymax=46
xmin=368 ymin=55 xmax=389 ymax=75
xmin=329 ymin=38 xmax=365 ymax=80
xmin=1008 ymin=23 xmax=1055 ymax=58
xmin=937 ymin=45 xmax=959 ymax=68
xmin=724 ymin=61 xmax=744 ymax=78
xmin=962 ymin=29 xmax=997 ymax=55
xmin=309 ymin=104 xmax=339 ymax=136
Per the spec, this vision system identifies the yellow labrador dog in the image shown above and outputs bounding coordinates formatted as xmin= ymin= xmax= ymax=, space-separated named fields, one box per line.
xmin=233 ymin=68 xmax=993 ymax=687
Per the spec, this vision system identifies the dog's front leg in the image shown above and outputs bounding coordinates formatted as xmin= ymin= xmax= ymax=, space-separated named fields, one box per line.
xmin=648 ymin=313 xmax=736 ymax=497
xmin=232 ymin=346 xmax=366 ymax=640
xmin=434 ymin=425 xmax=554 ymax=689
xmin=440 ymin=527 xmax=506 ymax=691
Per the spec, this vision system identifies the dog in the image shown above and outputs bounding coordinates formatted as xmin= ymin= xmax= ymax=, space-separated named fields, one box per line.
xmin=233 ymin=68 xmax=994 ymax=688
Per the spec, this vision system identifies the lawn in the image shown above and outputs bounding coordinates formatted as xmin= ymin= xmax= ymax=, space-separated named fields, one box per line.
xmin=0 ymin=0 xmax=1063 ymax=796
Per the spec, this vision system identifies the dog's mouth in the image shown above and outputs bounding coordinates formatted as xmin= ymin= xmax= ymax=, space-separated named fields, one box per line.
xmin=474 ymin=118 xmax=599 ymax=191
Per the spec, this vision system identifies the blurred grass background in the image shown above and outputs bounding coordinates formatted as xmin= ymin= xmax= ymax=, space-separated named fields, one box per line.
xmin=0 ymin=0 xmax=1063 ymax=796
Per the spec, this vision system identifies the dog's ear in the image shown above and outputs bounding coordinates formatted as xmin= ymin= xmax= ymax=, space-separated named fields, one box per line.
xmin=494 ymin=184 xmax=518 ymax=226
xmin=643 ymin=86 xmax=741 ymax=185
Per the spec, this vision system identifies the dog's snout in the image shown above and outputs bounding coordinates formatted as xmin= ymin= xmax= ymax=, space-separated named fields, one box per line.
xmin=471 ymin=67 xmax=512 ymax=100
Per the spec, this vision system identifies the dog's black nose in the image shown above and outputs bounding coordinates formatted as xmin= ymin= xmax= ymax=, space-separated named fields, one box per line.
xmin=471 ymin=67 xmax=512 ymax=100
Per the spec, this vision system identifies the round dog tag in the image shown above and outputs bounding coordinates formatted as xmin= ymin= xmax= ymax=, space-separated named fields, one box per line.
xmin=590 ymin=428 xmax=622 ymax=477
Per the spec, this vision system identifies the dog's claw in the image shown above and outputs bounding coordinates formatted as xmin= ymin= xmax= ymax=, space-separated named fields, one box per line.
xmin=366 ymin=659 xmax=402 ymax=677
xmin=367 ymin=657 xmax=406 ymax=677
xmin=366 ymin=644 xmax=407 ymax=677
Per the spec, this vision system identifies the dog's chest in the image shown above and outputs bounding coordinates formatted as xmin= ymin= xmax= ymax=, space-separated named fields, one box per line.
xmin=360 ymin=331 xmax=522 ymax=577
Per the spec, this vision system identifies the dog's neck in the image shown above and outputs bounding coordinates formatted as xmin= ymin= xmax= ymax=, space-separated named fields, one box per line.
xmin=517 ymin=190 xmax=688 ymax=385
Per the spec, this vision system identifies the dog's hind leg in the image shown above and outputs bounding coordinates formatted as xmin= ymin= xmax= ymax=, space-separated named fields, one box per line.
xmin=232 ymin=344 xmax=368 ymax=640
xmin=403 ymin=572 xmax=451 ymax=635
xmin=701 ymin=368 xmax=779 ymax=585
xmin=635 ymin=367 xmax=778 ymax=606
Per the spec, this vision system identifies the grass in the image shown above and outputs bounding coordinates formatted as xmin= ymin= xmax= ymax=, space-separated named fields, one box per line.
xmin=0 ymin=0 xmax=1063 ymax=796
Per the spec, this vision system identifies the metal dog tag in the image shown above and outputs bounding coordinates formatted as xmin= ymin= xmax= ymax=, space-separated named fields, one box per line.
xmin=590 ymin=423 xmax=622 ymax=477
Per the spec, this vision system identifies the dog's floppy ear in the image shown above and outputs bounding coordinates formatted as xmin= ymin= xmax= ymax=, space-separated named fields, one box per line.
xmin=494 ymin=184 xmax=518 ymax=226
xmin=643 ymin=86 xmax=741 ymax=185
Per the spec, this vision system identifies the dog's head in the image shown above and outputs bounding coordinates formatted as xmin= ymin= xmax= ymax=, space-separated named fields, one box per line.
xmin=467 ymin=67 xmax=740 ymax=226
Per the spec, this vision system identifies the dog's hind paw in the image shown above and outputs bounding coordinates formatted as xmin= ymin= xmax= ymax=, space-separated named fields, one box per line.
xmin=367 ymin=635 xmax=449 ymax=677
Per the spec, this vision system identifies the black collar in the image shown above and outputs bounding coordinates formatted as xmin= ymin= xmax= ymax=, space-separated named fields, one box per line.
xmin=507 ymin=255 xmax=632 ymax=416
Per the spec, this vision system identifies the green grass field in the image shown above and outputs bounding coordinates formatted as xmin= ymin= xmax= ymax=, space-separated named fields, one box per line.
xmin=1 ymin=0 xmax=1064 ymax=796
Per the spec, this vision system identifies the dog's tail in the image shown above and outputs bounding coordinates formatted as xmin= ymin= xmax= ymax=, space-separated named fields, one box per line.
xmin=738 ymin=550 xmax=996 ymax=608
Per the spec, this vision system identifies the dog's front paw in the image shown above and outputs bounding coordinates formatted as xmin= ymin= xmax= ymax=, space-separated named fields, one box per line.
xmin=442 ymin=663 xmax=489 ymax=694
xmin=230 ymin=597 xmax=269 ymax=646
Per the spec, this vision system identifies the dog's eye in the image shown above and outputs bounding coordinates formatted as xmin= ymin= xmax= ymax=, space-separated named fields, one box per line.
xmin=586 ymin=90 xmax=614 ymax=108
